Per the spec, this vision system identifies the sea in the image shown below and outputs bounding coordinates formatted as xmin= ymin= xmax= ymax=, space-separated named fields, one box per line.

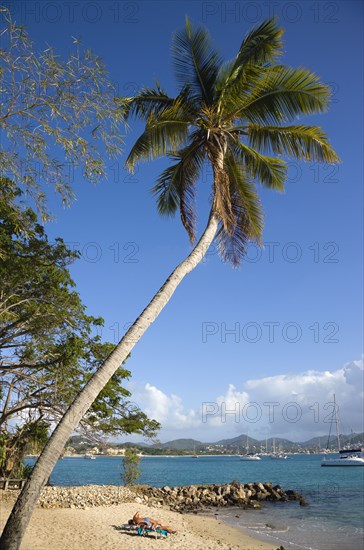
xmin=25 ymin=453 xmax=364 ymax=550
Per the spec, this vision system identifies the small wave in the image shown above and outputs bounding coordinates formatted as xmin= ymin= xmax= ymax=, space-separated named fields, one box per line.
xmin=264 ymin=523 xmax=289 ymax=533
xmin=256 ymin=531 xmax=315 ymax=550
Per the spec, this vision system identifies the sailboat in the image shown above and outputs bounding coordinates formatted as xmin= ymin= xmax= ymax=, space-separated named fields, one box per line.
xmin=240 ymin=433 xmax=261 ymax=461
xmin=269 ymin=437 xmax=288 ymax=459
xmin=321 ymin=395 xmax=364 ymax=467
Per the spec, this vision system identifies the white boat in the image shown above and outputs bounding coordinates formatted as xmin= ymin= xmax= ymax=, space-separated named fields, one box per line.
xmin=269 ymin=453 xmax=288 ymax=460
xmin=240 ymin=453 xmax=261 ymax=461
xmin=321 ymin=394 xmax=364 ymax=467
xmin=269 ymin=437 xmax=288 ymax=459
xmin=240 ymin=433 xmax=261 ymax=460
xmin=322 ymin=449 xmax=364 ymax=467
xmin=84 ymin=454 xmax=96 ymax=460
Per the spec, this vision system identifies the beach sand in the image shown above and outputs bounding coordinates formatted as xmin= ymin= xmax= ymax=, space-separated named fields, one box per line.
xmin=0 ymin=501 xmax=279 ymax=550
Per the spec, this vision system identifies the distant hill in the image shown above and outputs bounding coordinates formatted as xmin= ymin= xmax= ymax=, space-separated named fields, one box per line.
xmin=302 ymin=433 xmax=364 ymax=450
xmin=148 ymin=433 xmax=364 ymax=452
xmin=214 ymin=434 xmax=261 ymax=449
xmin=117 ymin=441 xmax=151 ymax=448
xmin=265 ymin=438 xmax=302 ymax=452
xmin=152 ymin=439 xmax=203 ymax=450
xmin=213 ymin=435 xmax=301 ymax=452
xmin=68 ymin=432 xmax=364 ymax=454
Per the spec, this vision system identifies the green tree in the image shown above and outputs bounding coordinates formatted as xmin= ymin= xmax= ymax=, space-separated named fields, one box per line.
xmin=0 ymin=7 xmax=125 ymax=217
xmin=0 ymin=422 xmax=48 ymax=479
xmin=1 ymin=18 xmax=339 ymax=549
xmin=0 ymin=181 xmax=159 ymax=477
xmin=122 ymin=447 xmax=141 ymax=486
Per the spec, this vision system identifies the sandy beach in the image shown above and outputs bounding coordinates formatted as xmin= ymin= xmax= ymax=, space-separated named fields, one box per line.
xmin=0 ymin=501 xmax=279 ymax=550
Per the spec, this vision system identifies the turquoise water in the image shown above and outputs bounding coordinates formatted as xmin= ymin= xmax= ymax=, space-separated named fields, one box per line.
xmin=27 ymin=454 xmax=364 ymax=549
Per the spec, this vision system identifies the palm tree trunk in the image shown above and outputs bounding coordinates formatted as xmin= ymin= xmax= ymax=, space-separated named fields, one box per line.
xmin=0 ymin=210 xmax=219 ymax=550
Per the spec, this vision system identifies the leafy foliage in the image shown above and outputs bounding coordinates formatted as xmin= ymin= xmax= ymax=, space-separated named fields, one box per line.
xmin=0 ymin=7 xmax=126 ymax=216
xmin=122 ymin=447 xmax=141 ymax=486
xmin=0 ymin=182 xmax=160 ymax=467
xmin=0 ymin=422 xmax=48 ymax=478
xmin=125 ymin=16 xmax=339 ymax=266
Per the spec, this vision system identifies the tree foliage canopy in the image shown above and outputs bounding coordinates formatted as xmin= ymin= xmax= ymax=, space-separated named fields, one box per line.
xmin=0 ymin=421 xmax=48 ymax=479
xmin=0 ymin=7 xmax=125 ymax=216
xmin=125 ymin=17 xmax=339 ymax=266
xmin=0 ymin=181 xmax=159 ymax=477
xmin=122 ymin=447 xmax=141 ymax=486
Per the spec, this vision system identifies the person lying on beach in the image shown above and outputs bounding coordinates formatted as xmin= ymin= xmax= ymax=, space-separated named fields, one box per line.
xmin=128 ymin=511 xmax=177 ymax=534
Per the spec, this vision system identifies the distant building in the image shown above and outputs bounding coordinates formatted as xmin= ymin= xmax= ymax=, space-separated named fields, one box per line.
xmin=106 ymin=448 xmax=125 ymax=455
xmin=89 ymin=447 xmax=100 ymax=455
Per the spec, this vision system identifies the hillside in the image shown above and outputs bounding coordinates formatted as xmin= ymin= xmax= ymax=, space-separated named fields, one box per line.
xmin=67 ymin=432 xmax=364 ymax=455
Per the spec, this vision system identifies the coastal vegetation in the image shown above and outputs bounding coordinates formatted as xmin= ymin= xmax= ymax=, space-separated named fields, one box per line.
xmin=1 ymin=13 xmax=339 ymax=550
xmin=65 ymin=432 xmax=364 ymax=457
xmin=0 ymin=7 xmax=124 ymax=220
xmin=122 ymin=447 xmax=141 ymax=486
xmin=0 ymin=182 xmax=159 ymax=479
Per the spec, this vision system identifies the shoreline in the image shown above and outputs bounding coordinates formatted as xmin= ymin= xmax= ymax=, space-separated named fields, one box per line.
xmin=17 ymin=454 xmax=362 ymax=549
xmin=0 ymin=499 xmax=282 ymax=549
xmin=26 ymin=452 xmax=328 ymax=459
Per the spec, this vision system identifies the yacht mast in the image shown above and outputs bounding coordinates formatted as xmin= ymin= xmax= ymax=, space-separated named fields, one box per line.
xmin=334 ymin=394 xmax=341 ymax=451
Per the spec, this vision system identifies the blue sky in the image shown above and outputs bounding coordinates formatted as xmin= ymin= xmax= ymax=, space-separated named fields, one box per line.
xmin=9 ymin=1 xmax=363 ymax=442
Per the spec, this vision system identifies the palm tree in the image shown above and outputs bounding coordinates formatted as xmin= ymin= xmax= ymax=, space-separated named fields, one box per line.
xmin=0 ymin=17 xmax=339 ymax=549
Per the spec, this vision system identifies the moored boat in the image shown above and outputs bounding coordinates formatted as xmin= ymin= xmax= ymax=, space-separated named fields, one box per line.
xmin=240 ymin=453 xmax=261 ymax=461
xmin=239 ymin=432 xmax=261 ymax=460
xmin=269 ymin=453 xmax=288 ymax=460
xmin=321 ymin=449 xmax=364 ymax=467
xmin=321 ymin=394 xmax=364 ymax=467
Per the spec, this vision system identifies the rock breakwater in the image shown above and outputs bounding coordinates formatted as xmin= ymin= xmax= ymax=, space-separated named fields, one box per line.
xmin=131 ymin=481 xmax=307 ymax=512
xmin=0 ymin=485 xmax=135 ymax=509
xmin=1 ymin=481 xmax=307 ymax=511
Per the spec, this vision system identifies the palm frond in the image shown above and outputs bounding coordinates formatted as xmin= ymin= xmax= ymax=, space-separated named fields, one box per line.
xmin=172 ymin=16 xmax=221 ymax=105
xmin=125 ymin=100 xmax=192 ymax=172
xmin=216 ymin=64 xmax=262 ymax=116
xmin=147 ymin=95 xmax=195 ymax=126
xmin=248 ymin=124 xmax=340 ymax=163
xmin=215 ymin=18 xmax=283 ymax=112
xmin=125 ymin=121 xmax=189 ymax=173
xmin=124 ymin=130 xmax=152 ymax=173
xmin=152 ymin=138 xmax=205 ymax=240
xmin=234 ymin=66 xmax=331 ymax=124
xmin=225 ymin=154 xmax=264 ymax=243
xmin=232 ymin=17 xmax=284 ymax=70
xmin=215 ymin=154 xmax=264 ymax=266
xmin=180 ymin=177 xmax=197 ymax=243
xmin=214 ymin=60 xmax=236 ymax=95
xmin=213 ymin=165 xmax=235 ymax=236
xmin=234 ymin=141 xmax=287 ymax=190
xmin=126 ymin=85 xmax=175 ymax=120
xmin=153 ymin=163 xmax=181 ymax=217
xmin=208 ymin=138 xmax=235 ymax=236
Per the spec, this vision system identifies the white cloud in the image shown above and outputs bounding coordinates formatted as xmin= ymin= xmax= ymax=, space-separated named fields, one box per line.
xmin=132 ymin=383 xmax=199 ymax=430
xmin=238 ymin=360 xmax=363 ymax=440
xmin=127 ymin=358 xmax=364 ymax=443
